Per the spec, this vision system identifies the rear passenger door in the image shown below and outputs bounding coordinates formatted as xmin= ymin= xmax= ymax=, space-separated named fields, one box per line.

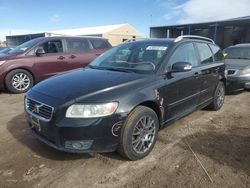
xmin=162 ymin=42 xmax=201 ymax=120
xmin=195 ymin=42 xmax=223 ymax=105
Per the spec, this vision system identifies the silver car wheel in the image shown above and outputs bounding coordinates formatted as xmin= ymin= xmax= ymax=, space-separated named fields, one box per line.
xmin=132 ymin=115 xmax=156 ymax=154
xmin=11 ymin=73 xmax=31 ymax=91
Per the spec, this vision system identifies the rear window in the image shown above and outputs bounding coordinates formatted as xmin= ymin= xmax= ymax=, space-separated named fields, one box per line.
xmin=196 ymin=43 xmax=214 ymax=64
xmin=209 ymin=44 xmax=224 ymax=61
xmin=66 ymin=38 xmax=90 ymax=52
xmin=89 ymin=39 xmax=111 ymax=49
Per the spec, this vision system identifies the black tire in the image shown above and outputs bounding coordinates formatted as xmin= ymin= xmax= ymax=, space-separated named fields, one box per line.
xmin=118 ymin=106 xmax=159 ymax=160
xmin=5 ymin=69 xmax=34 ymax=93
xmin=207 ymin=81 xmax=225 ymax=111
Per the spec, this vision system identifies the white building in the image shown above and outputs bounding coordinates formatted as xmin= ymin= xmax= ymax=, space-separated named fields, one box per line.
xmin=6 ymin=23 xmax=144 ymax=46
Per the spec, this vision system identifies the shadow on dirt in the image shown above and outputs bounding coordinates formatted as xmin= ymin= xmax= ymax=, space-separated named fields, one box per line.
xmin=180 ymin=130 xmax=250 ymax=175
xmin=7 ymin=113 xmax=92 ymax=161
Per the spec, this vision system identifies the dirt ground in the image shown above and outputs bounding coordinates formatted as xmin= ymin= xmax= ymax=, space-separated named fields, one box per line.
xmin=0 ymin=91 xmax=249 ymax=188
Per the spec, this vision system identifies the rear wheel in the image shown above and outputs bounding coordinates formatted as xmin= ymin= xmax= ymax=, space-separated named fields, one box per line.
xmin=118 ymin=106 xmax=159 ymax=160
xmin=207 ymin=81 xmax=225 ymax=110
xmin=5 ymin=69 xmax=34 ymax=93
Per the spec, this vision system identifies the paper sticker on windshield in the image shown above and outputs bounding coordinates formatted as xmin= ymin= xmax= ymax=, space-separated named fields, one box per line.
xmin=146 ymin=46 xmax=167 ymax=51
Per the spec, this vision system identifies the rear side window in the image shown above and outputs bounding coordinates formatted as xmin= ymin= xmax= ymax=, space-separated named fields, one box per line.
xmin=209 ymin=44 xmax=224 ymax=61
xmin=196 ymin=43 xmax=213 ymax=64
xmin=169 ymin=43 xmax=198 ymax=67
xmin=89 ymin=39 xmax=111 ymax=49
xmin=66 ymin=38 xmax=90 ymax=52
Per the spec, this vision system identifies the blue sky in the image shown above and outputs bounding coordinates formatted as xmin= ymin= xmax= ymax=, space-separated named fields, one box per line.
xmin=0 ymin=0 xmax=250 ymax=40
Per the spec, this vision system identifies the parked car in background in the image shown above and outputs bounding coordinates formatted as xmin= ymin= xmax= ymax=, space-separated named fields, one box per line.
xmin=223 ymin=44 xmax=250 ymax=92
xmin=25 ymin=35 xmax=226 ymax=160
xmin=0 ymin=36 xmax=111 ymax=93
xmin=0 ymin=47 xmax=14 ymax=56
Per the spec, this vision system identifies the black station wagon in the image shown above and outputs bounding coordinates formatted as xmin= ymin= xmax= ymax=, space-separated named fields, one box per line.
xmin=25 ymin=35 xmax=226 ymax=160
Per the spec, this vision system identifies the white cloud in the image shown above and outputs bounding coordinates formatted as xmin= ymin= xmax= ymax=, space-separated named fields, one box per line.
xmin=49 ymin=14 xmax=64 ymax=22
xmin=164 ymin=0 xmax=250 ymax=24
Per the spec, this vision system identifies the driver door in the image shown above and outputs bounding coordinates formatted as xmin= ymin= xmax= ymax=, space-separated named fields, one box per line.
xmin=159 ymin=42 xmax=201 ymax=122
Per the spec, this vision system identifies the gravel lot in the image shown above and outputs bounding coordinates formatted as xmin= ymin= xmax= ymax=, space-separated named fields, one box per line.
xmin=0 ymin=91 xmax=249 ymax=188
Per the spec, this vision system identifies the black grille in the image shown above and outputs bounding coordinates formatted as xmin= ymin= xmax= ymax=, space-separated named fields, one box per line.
xmin=228 ymin=70 xmax=236 ymax=75
xmin=26 ymin=98 xmax=53 ymax=120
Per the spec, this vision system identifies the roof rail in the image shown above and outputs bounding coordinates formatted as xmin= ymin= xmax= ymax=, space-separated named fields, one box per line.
xmin=175 ymin=35 xmax=215 ymax=44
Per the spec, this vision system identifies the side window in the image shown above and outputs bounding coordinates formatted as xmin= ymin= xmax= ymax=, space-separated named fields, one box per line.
xmin=39 ymin=40 xmax=63 ymax=54
xmin=66 ymin=38 xmax=90 ymax=52
xmin=209 ymin=44 xmax=224 ymax=61
xmin=196 ymin=43 xmax=213 ymax=64
xmin=90 ymin=39 xmax=111 ymax=49
xmin=169 ymin=43 xmax=198 ymax=67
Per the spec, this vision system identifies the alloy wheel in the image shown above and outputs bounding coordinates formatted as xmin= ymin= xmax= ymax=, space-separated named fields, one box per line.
xmin=132 ymin=115 xmax=156 ymax=154
xmin=11 ymin=73 xmax=31 ymax=91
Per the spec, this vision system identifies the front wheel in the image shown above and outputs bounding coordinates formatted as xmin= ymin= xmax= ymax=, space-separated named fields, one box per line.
xmin=5 ymin=69 xmax=34 ymax=93
xmin=118 ymin=106 xmax=159 ymax=160
xmin=207 ymin=81 xmax=225 ymax=111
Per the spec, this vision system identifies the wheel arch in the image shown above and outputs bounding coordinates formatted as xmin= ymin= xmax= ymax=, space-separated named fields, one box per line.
xmin=220 ymin=77 xmax=226 ymax=86
xmin=137 ymin=100 xmax=162 ymax=128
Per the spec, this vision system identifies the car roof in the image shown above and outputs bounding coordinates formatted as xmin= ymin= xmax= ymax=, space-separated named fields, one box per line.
xmin=234 ymin=43 xmax=250 ymax=47
xmin=226 ymin=43 xmax=250 ymax=49
xmin=41 ymin=36 xmax=109 ymax=40
xmin=125 ymin=38 xmax=215 ymax=46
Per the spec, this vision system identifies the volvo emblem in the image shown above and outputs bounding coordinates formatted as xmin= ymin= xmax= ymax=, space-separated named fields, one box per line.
xmin=33 ymin=104 xmax=43 ymax=113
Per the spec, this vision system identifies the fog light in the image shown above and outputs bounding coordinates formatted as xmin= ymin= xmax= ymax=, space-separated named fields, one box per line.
xmin=72 ymin=142 xmax=83 ymax=149
xmin=65 ymin=140 xmax=93 ymax=150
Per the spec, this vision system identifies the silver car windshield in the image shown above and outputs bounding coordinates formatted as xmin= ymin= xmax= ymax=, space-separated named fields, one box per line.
xmin=225 ymin=47 xmax=250 ymax=59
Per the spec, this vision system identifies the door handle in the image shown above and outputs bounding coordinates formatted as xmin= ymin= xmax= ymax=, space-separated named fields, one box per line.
xmin=69 ymin=55 xmax=76 ymax=59
xmin=57 ymin=56 xmax=65 ymax=60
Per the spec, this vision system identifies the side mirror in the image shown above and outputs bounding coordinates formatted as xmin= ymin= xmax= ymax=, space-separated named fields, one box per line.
xmin=35 ymin=48 xmax=45 ymax=56
xmin=172 ymin=62 xmax=192 ymax=72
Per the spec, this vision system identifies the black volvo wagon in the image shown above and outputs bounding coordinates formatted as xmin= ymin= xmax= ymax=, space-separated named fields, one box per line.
xmin=25 ymin=35 xmax=226 ymax=160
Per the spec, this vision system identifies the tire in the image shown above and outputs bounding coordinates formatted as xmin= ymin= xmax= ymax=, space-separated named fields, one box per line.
xmin=207 ymin=81 xmax=225 ymax=111
xmin=118 ymin=106 xmax=159 ymax=160
xmin=5 ymin=69 xmax=34 ymax=93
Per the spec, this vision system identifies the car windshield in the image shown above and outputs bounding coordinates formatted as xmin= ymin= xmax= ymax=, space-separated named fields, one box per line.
xmin=8 ymin=37 xmax=44 ymax=55
xmin=224 ymin=47 xmax=250 ymax=59
xmin=89 ymin=41 xmax=169 ymax=74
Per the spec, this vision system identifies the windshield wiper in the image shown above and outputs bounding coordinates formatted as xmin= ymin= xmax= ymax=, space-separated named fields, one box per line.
xmin=103 ymin=67 xmax=134 ymax=73
xmin=88 ymin=65 xmax=134 ymax=73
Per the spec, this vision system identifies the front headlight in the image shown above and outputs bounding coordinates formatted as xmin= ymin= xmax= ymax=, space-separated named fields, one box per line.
xmin=66 ymin=102 xmax=118 ymax=118
xmin=240 ymin=67 xmax=250 ymax=75
xmin=0 ymin=60 xmax=6 ymax=66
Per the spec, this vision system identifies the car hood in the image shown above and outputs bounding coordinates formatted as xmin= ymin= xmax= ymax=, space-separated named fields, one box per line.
xmin=0 ymin=53 xmax=19 ymax=60
xmin=31 ymin=68 xmax=150 ymax=101
xmin=225 ymin=59 xmax=250 ymax=70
